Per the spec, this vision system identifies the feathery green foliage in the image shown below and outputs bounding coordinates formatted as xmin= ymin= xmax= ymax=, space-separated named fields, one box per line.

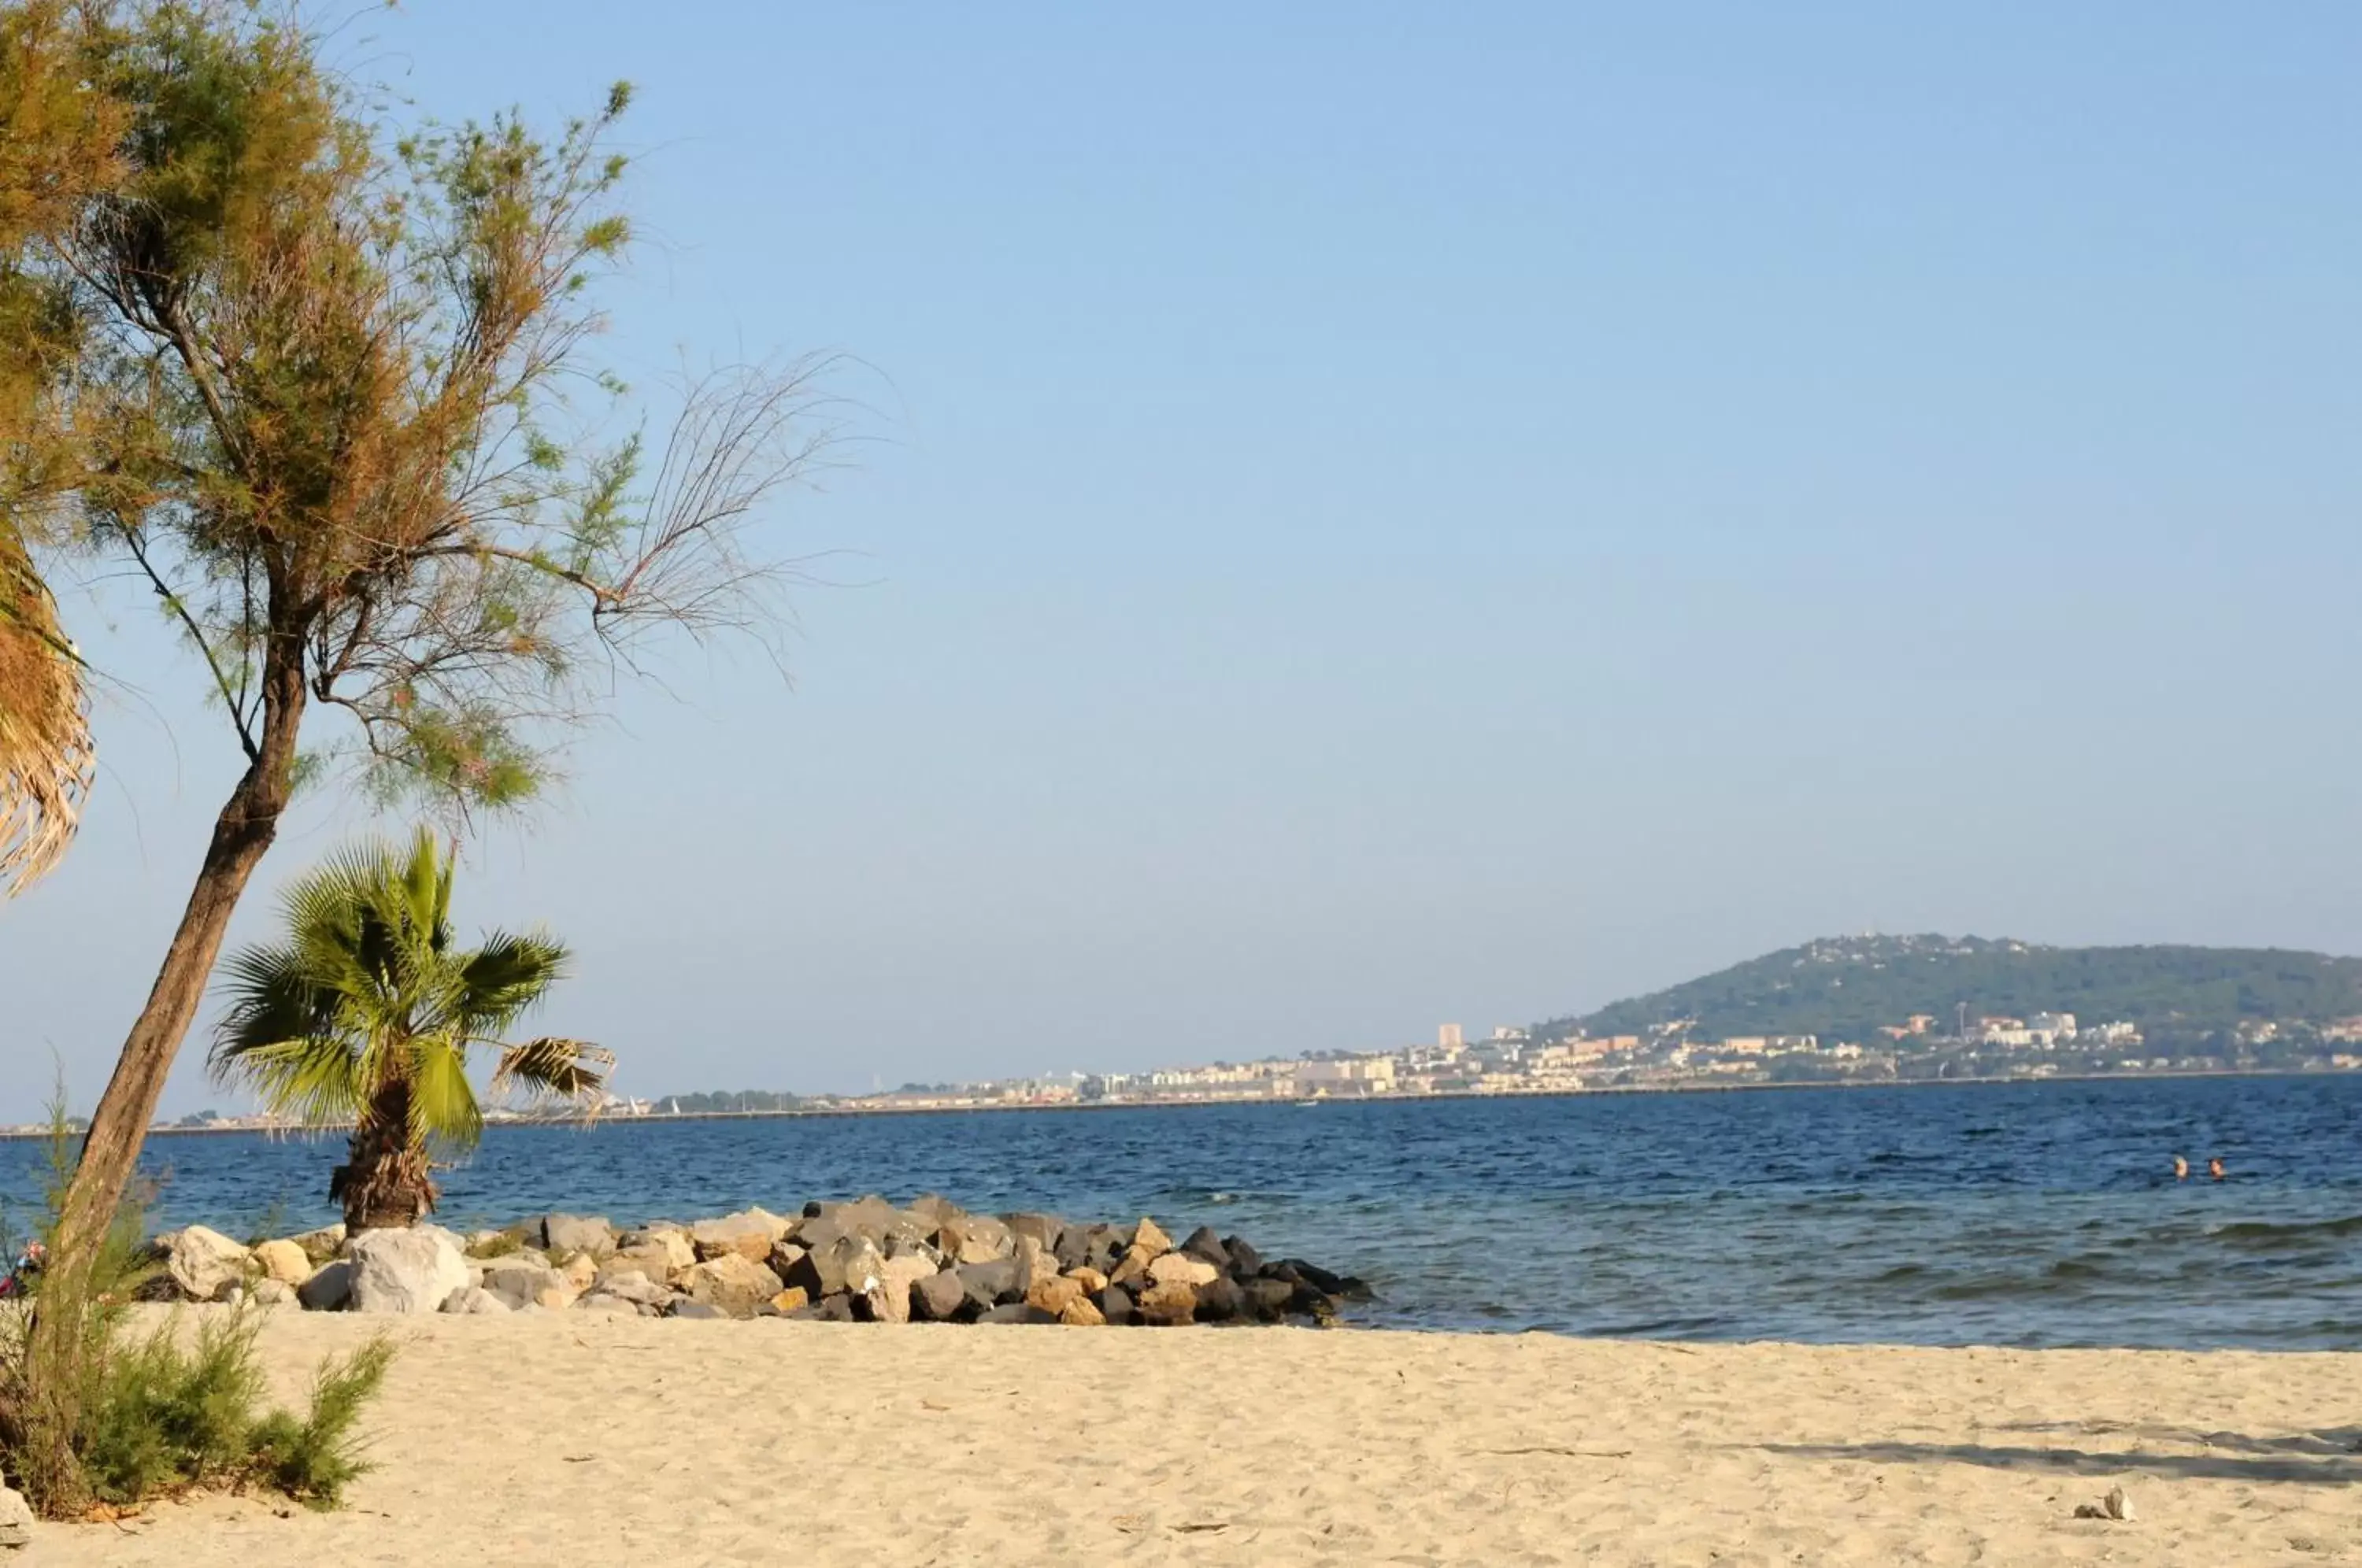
xmin=210 ymin=827 xmax=610 ymax=1229
xmin=0 ymin=1080 xmax=393 ymax=1517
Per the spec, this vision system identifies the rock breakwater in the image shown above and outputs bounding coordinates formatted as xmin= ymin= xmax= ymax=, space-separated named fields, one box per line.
xmin=150 ymin=1194 xmax=1371 ymax=1327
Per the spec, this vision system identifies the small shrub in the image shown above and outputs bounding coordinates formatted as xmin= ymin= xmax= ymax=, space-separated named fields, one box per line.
xmin=246 ymin=1335 xmax=396 ymax=1507
xmin=0 ymin=1082 xmax=397 ymax=1518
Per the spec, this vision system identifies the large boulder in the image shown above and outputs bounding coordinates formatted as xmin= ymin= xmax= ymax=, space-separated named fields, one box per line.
xmin=166 ymin=1225 xmax=251 ymax=1302
xmin=953 ymin=1257 xmax=1019 ymax=1314
xmin=1094 ymin=1284 xmax=1135 ymax=1326
xmin=1193 ymin=1274 xmax=1243 ymax=1322
xmin=481 ymin=1255 xmax=572 ymax=1311
xmin=1149 ymin=1252 xmax=1220 ymax=1289
xmin=1221 ymin=1236 xmax=1264 ymax=1276
xmin=592 ymin=1268 xmax=676 ymax=1311
xmin=250 ymin=1278 xmax=298 ymax=1307
xmin=250 ymin=1237 xmax=313 ymax=1286
xmin=1131 ymin=1216 xmax=1173 ymax=1256
xmin=296 ymin=1259 xmax=353 ymax=1311
xmin=612 ymin=1237 xmax=694 ymax=1284
xmin=689 ymin=1207 xmax=791 ymax=1263
xmin=784 ymin=1233 xmax=884 ymax=1300
xmin=935 ymin=1213 xmax=1014 ymax=1265
xmin=0 ymin=1483 xmax=31 ymax=1549
xmin=1179 ymin=1226 xmax=1230 ymax=1268
xmin=978 ymin=1303 xmax=1059 ymax=1326
xmin=794 ymin=1196 xmax=923 ymax=1254
xmin=1024 ymin=1274 xmax=1087 ymax=1318
xmin=1001 ymin=1212 xmax=1067 ymax=1253
xmin=288 ymin=1222 xmax=347 ymax=1263
xmin=678 ymin=1252 xmax=783 ymax=1318
xmin=905 ymin=1193 xmax=965 ymax=1230
xmin=1137 ymin=1279 xmax=1199 ymax=1326
xmin=540 ymin=1214 xmax=616 ymax=1258
xmin=910 ymin=1268 xmax=968 ymax=1322
xmin=1240 ymin=1276 xmax=1294 ymax=1321
xmin=1057 ymin=1222 xmax=1122 ymax=1274
xmin=864 ymin=1254 xmax=941 ymax=1325
xmin=440 ymin=1285 xmax=513 ymax=1315
xmin=1059 ymin=1294 xmax=1106 ymax=1327
xmin=346 ymin=1226 xmax=468 ymax=1315
xmin=1108 ymin=1244 xmax=1157 ymax=1290
xmin=1013 ymin=1234 xmax=1058 ymax=1296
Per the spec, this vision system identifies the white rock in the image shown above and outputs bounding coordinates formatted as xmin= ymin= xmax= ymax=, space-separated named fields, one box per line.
xmin=346 ymin=1226 xmax=468 ymax=1315
xmin=250 ymin=1278 xmax=298 ymax=1307
xmin=0 ymin=1482 xmax=29 ymax=1548
xmin=166 ymin=1224 xmax=251 ymax=1301
xmin=439 ymin=1285 xmax=514 ymax=1315
xmin=251 ymin=1237 xmax=313 ymax=1285
xmin=1147 ymin=1252 xmax=1220 ymax=1289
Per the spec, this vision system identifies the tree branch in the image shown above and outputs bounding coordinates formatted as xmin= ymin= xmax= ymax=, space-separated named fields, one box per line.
xmin=121 ymin=527 xmax=260 ymax=763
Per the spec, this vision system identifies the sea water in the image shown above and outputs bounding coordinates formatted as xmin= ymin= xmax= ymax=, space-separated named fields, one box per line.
xmin=6 ymin=1074 xmax=2358 ymax=1348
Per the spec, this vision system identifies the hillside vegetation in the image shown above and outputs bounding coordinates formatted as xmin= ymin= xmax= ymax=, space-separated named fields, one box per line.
xmin=1538 ymin=934 xmax=2362 ymax=1044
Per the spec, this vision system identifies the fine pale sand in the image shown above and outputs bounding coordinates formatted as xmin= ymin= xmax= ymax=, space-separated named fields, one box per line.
xmin=37 ymin=1309 xmax=2362 ymax=1566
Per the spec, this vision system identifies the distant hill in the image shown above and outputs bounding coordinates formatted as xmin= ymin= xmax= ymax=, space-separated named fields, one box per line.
xmin=1538 ymin=934 xmax=2362 ymax=1044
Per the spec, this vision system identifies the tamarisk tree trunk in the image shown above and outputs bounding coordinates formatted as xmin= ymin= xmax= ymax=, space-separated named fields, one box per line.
xmin=35 ymin=647 xmax=303 ymax=1346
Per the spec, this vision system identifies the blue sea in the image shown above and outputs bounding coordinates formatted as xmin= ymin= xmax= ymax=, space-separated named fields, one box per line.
xmin=6 ymin=1075 xmax=2360 ymax=1350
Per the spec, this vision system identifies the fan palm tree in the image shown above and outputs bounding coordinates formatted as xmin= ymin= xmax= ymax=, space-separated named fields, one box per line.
xmin=0 ymin=520 xmax=91 ymax=898
xmin=209 ymin=829 xmax=613 ymax=1231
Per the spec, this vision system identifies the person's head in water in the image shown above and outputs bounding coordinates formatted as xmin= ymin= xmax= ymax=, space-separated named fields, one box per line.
xmin=2209 ymin=1157 xmax=2226 ymax=1181
xmin=2173 ymin=1155 xmax=2189 ymax=1181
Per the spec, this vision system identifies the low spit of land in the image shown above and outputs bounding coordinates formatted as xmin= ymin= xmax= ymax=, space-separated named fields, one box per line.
xmin=35 ymin=1308 xmax=2362 ymax=1566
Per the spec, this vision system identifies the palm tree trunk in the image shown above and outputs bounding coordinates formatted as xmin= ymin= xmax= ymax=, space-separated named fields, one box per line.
xmin=335 ymin=1074 xmax=438 ymax=1232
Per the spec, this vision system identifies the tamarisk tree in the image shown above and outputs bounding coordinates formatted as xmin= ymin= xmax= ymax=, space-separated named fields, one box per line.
xmin=3 ymin=3 xmax=828 ymax=1337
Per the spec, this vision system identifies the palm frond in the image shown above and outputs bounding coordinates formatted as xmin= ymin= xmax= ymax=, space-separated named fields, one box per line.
xmin=408 ymin=1036 xmax=483 ymax=1153
xmin=454 ymin=930 xmax=569 ymax=1034
xmin=0 ymin=523 xmax=92 ymax=897
xmin=209 ymin=943 xmax=339 ymax=1077
xmin=203 ymin=1033 xmax=367 ymax=1128
xmin=490 ymin=1036 xmax=613 ymax=1111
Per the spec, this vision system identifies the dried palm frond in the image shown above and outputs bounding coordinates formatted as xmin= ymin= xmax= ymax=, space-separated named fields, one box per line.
xmin=0 ymin=521 xmax=91 ymax=897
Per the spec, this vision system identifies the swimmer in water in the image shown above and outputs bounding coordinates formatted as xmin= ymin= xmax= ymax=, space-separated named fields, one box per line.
xmin=2208 ymin=1156 xmax=2226 ymax=1181
xmin=2173 ymin=1155 xmax=2189 ymax=1181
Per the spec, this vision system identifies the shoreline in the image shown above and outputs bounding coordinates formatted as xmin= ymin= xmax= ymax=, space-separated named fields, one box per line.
xmin=17 ymin=1063 xmax=2341 ymax=1140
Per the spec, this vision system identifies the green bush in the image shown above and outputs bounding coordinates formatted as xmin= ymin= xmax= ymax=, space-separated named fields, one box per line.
xmin=0 ymin=1087 xmax=395 ymax=1516
xmin=246 ymin=1336 xmax=397 ymax=1506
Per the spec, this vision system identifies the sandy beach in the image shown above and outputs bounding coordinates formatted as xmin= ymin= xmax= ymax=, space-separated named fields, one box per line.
xmin=30 ymin=1308 xmax=2362 ymax=1566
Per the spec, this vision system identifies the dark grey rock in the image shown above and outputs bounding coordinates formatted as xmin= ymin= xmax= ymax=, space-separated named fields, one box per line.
xmin=1220 ymin=1236 xmax=1264 ymax=1276
xmin=296 ymin=1259 xmax=353 ymax=1311
xmin=1241 ymin=1277 xmax=1294 ymax=1321
xmin=1179 ymin=1226 xmax=1230 ymax=1268
xmin=955 ymin=1257 xmax=1020 ymax=1312
xmin=911 ymin=1269 xmax=969 ymax=1323
xmin=669 ymin=1300 xmax=728 ymax=1320
xmin=540 ymin=1214 xmax=616 ymax=1257
xmin=978 ymin=1303 xmax=1059 ymax=1326
xmin=786 ymin=1292 xmax=857 ymax=1323
xmin=1094 ymin=1284 xmax=1135 ymax=1326
xmin=1192 ymin=1274 xmax=1242 ymax=1322
xmin=785 ymin=1233 xmax=884 ymax=1299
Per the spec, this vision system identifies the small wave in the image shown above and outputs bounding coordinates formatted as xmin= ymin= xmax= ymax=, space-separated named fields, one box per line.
xmin=1872 ymin=1263 xmax=1927 ymax=1282
xmin=2210 ymin=1215 xmax=2362 ymax=1248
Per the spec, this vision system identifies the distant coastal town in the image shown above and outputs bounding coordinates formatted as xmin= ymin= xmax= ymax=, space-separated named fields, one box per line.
xmin=40 ymin=993 xmax=2362 ymax=1140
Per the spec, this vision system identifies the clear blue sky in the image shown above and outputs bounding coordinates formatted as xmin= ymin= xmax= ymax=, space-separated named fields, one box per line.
xmin=6 ymin=3 xmax=2360 ymax=1117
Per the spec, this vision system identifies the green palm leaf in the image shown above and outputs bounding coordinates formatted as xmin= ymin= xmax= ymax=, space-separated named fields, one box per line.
xmin=208 ymin=827 xmax=600 ymax=1230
